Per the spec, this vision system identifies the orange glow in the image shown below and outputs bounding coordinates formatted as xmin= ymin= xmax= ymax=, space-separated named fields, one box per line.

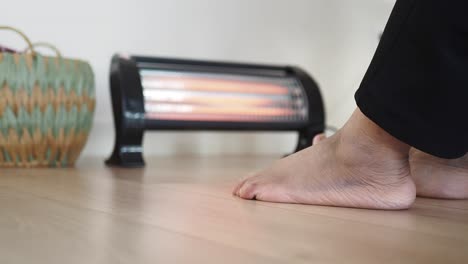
xmin=141 ymin=71 xmax=308 ymax=123
xmin=142 ymin=76 xmax=290 ymax=95
xmin=145 ymin=103 xmax=295 ymax=116
xmin=144 ymin=94 xmax=290 ymax=107
xmin=146 ymin=113 xmax=290 ymax=122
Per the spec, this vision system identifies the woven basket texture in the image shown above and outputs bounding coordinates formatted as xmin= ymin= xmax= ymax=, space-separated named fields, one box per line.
xmin=0 ymin=52 xmax=95 ymax=167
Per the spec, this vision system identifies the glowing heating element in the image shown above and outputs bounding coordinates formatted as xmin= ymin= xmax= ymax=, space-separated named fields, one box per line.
xmin=140 ymin=70 xmax=309 ymax=124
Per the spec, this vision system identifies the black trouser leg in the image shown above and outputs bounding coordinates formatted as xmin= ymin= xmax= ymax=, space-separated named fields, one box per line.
xmin=355 ymin=0 xmax=468 ymax=159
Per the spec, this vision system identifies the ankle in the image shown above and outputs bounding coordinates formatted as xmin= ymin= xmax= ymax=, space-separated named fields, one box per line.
xmin=411 ymin=149 xmax=468 ymax=170
xmin=340 ymin=108 xmax=410 ymax=160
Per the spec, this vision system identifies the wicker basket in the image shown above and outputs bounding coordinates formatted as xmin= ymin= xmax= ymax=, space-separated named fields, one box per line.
xmin=0 ymin=26 xmax=95 ymax=167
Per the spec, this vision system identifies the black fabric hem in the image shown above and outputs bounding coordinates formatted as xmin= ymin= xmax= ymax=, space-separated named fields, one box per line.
xmin=355 ymin=89 xmax=466 ymax=159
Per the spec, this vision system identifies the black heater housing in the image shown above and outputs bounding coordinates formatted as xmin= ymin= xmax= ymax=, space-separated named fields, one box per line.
xmin=106 ymin=54 xmax=325 ymax=167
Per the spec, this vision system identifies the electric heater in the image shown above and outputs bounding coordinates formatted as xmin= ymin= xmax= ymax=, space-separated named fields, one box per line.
xmin=106 ymin=54 xmax=325 ymax=167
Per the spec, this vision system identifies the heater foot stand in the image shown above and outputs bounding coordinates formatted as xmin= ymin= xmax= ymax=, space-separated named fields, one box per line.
xmin=294 ymin=129 xmax=323 ymax=153
xmin=106 ymin=139 xmax=146 ymax=168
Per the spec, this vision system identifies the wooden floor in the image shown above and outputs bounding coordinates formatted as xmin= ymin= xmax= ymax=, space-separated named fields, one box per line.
xmin=0 ymin=156 xmax=467 ymax=264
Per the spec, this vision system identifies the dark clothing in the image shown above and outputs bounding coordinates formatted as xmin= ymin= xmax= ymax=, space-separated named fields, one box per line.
xmin=355 ymin=0 xmax=468 ymax=159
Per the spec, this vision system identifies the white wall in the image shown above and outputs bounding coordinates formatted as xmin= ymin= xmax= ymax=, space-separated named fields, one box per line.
xmin=2 ymin=0 xmax=395 ymax=157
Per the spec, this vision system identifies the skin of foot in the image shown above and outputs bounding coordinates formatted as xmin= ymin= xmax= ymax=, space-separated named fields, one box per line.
xmin=410 ymin=149 xmax=468 ymax=199
xmin=232 ymin=108 xmax=416 ymax=210
xmin=294 ymin=134 xmax=468 ymax=200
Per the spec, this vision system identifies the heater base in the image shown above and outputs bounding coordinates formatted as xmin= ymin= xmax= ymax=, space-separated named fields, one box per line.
xmin=105 ymin=146 xmax=146 ymax=168
xmin=295 ymin=128 xmax=323 ymax=153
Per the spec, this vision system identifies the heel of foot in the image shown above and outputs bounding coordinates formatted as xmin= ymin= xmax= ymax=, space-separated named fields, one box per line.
xmin=375 ymin=177 xmax=416 ymax=210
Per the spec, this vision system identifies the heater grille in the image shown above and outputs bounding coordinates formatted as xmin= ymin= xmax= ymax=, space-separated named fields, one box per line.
xmin=140 ymin=70 xmax=309 ymax=124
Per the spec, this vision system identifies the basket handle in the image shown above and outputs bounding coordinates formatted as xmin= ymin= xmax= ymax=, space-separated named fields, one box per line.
xmin=0 ymin=26 xmax=35 ymax=56
xmin=24 ymin=42 xmax=62 ymax=59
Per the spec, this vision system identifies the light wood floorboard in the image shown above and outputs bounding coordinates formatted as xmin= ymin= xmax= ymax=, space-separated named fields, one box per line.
xmin=0 ymin=156 xmax=467 ymax=263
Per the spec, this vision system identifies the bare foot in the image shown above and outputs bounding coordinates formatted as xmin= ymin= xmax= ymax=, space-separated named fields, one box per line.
xmin=410 ymin=149 xmax=468 ymax=199
xmin=232 ymin=109 xmax=416 ymax=210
